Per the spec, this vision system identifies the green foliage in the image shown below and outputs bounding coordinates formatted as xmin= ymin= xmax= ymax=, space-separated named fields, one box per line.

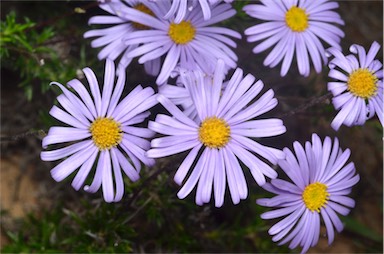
xmin=0 ymin=11 xmax=88 ymax=100
xmin=3 ymin=208 xmax=66 ymax=253
xmin=60 ymin=201 xmax=136 ymax=253
xmin=232 ymin=0 xmax=251 ymax=19
xmin=2 ymin=203 xmax=135 ymax=253
xmin=342 ymin=216 xmax=382 ymax=243
xmin=0 ymin=12 xmax=36 ymax=57
xmin=1 ymin=169 xmax=291 ymax=253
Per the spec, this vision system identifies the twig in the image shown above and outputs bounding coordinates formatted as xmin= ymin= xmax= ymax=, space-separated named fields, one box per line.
xmin=0 ymin=129 xmax=46 ymax=142
xmin=25 ymin=2 xmax=99 ymax=32
xmin=121 ymin=196 xmax=153 ymax=225
xmin=124 ymin=164 xmax=172 ymax=209
xmin=115 ymin=156 xmax=183 ymax=219
xmin=2 ymin=45 xmax=41 ymax=64
xmin=278 ymin=92 xmax=333 ymax=119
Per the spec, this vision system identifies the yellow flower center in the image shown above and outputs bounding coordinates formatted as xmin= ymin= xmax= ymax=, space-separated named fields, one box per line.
xmin=133 ymin=3 xmax=154 ymax=30
xmin=347 ymin=68 xmax=378 ymax=99
xmin=168 ymin=21 xmax=196 ymax=44
xmin=198 ymin=117 xmax=230 ymax=149
xmin=302 ymin=182 xmax=330 ymax=213
xmin=90 ymin=117 xmax=123 ymax=150
xmin=285 ymin=6 xmax=309 ymax=32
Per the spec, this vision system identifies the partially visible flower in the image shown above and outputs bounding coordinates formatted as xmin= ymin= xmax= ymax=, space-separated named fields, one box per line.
xmin=162 ymin=0 xmax=234 ymax=23
xmin=158 ymin=81 xmax=197 ymax=120
xmin=326 ymin=41 xmax=383 ymax=130
xmin=41 ymin=59 xmax=157 ymax=202
xmin=147 ymin=60 xmax=286 ymax=207
xmin=158 ymin=68 xmax=227 ymax=121
xmin=257 ymin=133 xmax=359 ymax=254
xmin=243 ymin=0 xmax=344 ymax=77
xmin=122 ymin=0 xmax=241 ymax=85
xmin=84 ymin=0 xmax=161 ymax=75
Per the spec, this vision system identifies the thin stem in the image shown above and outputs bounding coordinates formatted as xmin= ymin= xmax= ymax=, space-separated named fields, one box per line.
xmin=2 ymin=45 xmax=41 ymax=64
xmin=124 ymin=164 xmax=172 ymax=209
xmin=0 ymin=129 xmax=46 ymax=142
xmin=25 ymin=2 xmax=99 ymax=32
xmin=278 ymin=92 xmax=332 ymax=119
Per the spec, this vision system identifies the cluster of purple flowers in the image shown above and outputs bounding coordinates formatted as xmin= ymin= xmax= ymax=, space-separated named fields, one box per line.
xmin=40 ymin=0 xmax=382 ymax=253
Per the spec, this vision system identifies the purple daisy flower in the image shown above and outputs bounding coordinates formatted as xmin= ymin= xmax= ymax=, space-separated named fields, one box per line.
xmin=41 ymin=59 xmax=157 ymax=202
xmin=243 ymin=0 xmax=345 ymax=77
xmin=326 ymin=41 xmax=383 ymax=131
xmin=84 ymin=0 xmax=162 ymax=75
xmin=163 ymin=0 xmax=234 ymax=23
xmin=257 ymin=133 xmax=359 ymax=253
xmin=121 ymin=0 xmax=241 ymax=85
xmin=147 ymin=60 xmax=287 ymax=207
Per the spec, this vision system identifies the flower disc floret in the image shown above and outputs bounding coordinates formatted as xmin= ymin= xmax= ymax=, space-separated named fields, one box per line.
xmin=302 ymin=182 xmax=330 ymax=212
xmin=90 ymin=117 xmax=123 ymax=150
xmin=285 ymin=6 xmax=309 ymax=32
xmin=199 ymin=116 xmax=230 ymax=149
xmin=347 ymin=68 xmax=378 ymax=99
xmin=168 ymin=21 xmax=196 ymax=44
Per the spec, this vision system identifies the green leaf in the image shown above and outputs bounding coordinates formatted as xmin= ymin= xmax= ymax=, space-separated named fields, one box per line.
xmin=342 ymin=216 xmax=382 ymax=242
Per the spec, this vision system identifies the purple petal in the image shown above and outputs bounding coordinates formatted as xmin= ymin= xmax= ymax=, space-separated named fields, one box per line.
xmin=110 ymin=148 xmax=124 ymax=202
xmin=177 ymin=148 xmax=209 ymax=199
xmin=327 ymin=201 xmax=351 ymax=216
xmin=261 ymin=205 xmax=298 ymax=220
xmin=71 ymin=148 xmax=98 ymax=190
xmin=84 ymin=151 xmax=104 ymax=193
xmin=198 ymin=149 xmax=215 ymax=204
xmin=83 ymin=67 xmax=102 ymax=116
xmin=156 ymin=44 xmax=181 ymax=85
xmin=50 ymin=145 xmax=97 ymax=182
xmin=229 ymin=141 xmax=272 ymax=185
xmin=115 ymin=148 xmax=140 ymax=182
xmin=42 ymin=127 xmax=91 ymax=148
xmin=101 ymin=150 xmax=114 ymax=202
xmin=270 ymin=179 xmax=302 ymax=195
xmin=100 ymin=59 xmax=115 ymax=117
xmin=320 ymin=208 xmax=335 ymax=245
xmin=121 ymin=136 xmax=155 ymax=166
xmin=154 ymin=114 xmax=197 ymax=132
xmin=268 ymin=205 xmax=305 ymax=235
xmin=106 ymin=70 xmax=127 ymax=117
xmin=148 ymin=121 xmax=197 ymax=136
xmin=231 ymin=134 xmax=284 ymax=164
xmin=55 ymin=95 xmax=90 ymax=127
xmin=147 ymin=139 xmax=200 ymax=158
xmin=41 ymin=140 xmax=93 ymax=162
xmin=324 ymin=206 xmax=344 ymax=232
xmin=214 ymin=148 xmax=226 ymax=207
xmin=223 ymin=146 xmax=248 ymax=200
xmin=51 ymin=81 xmax=96 ymax=120
xmin=156 ymin=95 xmax=199 ymax=127
xmin=174 ymin=144 xmax=202 ymax=185
xmin=151 ymin=134 xmax=197 ymax=148
xmin=50 ymin=105 xmax=88 ymax=129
